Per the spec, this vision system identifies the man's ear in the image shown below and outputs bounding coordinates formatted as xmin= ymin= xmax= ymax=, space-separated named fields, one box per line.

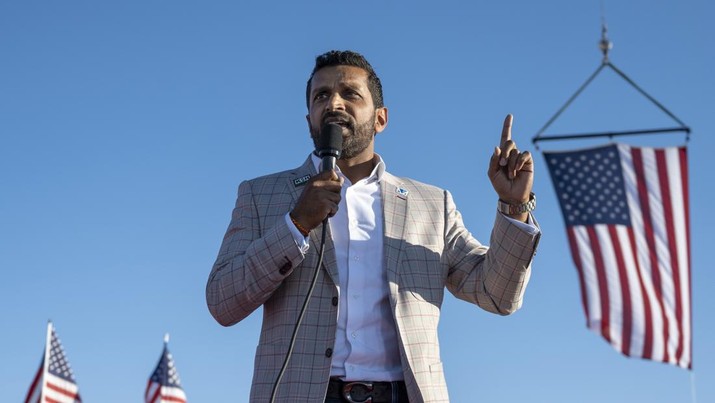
xmin=374 ymin=107 xmax=388 ymax=134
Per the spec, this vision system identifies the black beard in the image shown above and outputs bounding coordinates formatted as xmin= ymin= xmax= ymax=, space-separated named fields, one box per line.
xmin=311 ymin=112 xmax=376 ymax=159
xmin=340 ymin=118 xmax=375 ymax=159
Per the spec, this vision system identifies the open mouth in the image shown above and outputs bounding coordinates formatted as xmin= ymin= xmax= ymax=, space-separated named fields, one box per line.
xmin=323 ymin=113 xmax=352 ymax=129
xmin=324 ymin=119 xmax=350 ymax=128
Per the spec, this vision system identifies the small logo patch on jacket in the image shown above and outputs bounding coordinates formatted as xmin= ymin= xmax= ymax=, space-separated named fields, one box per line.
xmin=293 ymin=175 xmax=311 ymax=187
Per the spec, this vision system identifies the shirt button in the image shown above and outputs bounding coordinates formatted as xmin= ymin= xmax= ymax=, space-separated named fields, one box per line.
xmin=351 ymin=332 xmax=357 ymax=338
xmin=332 ymin=297 xmax=338 ymax=306
xmin=353 ymin=256 xmax=359 ymax=261
xmin=325 ymin=348 xmax=333 ymax=358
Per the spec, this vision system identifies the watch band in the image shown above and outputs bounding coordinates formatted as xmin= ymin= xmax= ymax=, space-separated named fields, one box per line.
xmin=497 ymin=192 xmax=536 ymax=215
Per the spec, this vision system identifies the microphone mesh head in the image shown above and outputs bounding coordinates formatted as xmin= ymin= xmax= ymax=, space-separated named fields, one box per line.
xmin=318 ymin=123 xmax=343 ymax=157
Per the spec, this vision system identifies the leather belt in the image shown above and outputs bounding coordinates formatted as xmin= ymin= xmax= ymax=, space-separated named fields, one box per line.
xmin=326 ymin=378 xmax=408 ymax=403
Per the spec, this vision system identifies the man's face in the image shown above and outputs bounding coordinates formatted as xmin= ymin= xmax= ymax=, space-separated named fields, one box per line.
xmin=307 ymin=65 xmax=387 ymax=160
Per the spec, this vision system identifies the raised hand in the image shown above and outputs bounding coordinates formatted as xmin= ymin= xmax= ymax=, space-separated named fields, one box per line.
xmin=487 ymin=114 xmax=534 ymax=219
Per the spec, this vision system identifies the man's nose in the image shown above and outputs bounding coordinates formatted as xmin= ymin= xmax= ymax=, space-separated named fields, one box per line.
xmin=326 ymin=93 xmax=345 ymax=111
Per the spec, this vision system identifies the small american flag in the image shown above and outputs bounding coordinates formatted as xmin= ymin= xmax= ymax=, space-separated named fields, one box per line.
xmin=25 ymin=322 xmax=82 ymax=403
xmin=145 ymin=335 xmax=187 ymax=403
xmin=545 ymin=143 xmax=692 ymax=369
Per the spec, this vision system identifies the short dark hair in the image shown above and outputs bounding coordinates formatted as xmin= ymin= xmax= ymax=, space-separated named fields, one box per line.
xmin=306 ymin=50 xmax=384 ymax=109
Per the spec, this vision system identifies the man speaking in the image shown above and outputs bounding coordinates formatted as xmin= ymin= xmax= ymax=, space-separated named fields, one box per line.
xmin=206 ymin=50 xmax=540 ymax=402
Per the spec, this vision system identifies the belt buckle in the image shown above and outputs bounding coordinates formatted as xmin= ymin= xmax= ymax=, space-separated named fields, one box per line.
xmin=342 ymin=381 xmax=374 ymax=403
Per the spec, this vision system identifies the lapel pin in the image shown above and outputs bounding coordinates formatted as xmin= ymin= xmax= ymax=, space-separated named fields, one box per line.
xmin=395 ymin=186 xmax=409 ymax=199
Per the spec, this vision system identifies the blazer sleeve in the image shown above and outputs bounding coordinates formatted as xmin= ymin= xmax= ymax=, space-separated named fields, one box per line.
xmin=443 ymin=190 xmax=541 ymax=315
xmin=206 ymin=179 xmax=306 ymax=326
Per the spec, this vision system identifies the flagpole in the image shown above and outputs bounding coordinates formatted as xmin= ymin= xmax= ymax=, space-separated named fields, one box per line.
xmin=690 ymin=371 xmax=697 ymax=403
xmin=41 ymin=321 xmax=52 ymax=403
xmin=164 ymin=332 xmax=170 ymax=386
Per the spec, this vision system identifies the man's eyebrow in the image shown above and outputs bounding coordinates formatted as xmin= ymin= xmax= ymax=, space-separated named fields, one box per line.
xmin=310 ymin=84 xmax=329 ymax=95
xmin=311 ymin=81 xmax=365 ymax=95
xmin=340 ymin=80 xmax=365 ymax=90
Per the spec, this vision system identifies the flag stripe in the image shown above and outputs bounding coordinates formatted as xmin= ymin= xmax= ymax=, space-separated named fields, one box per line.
xmin=573 ymin=226 xmax=601 ymax=331
xmin=161 ymin=396 xmax=187 ymax=403
xmin=608 ymin=225 xmax=632 ymax=356
xmin=617 ymin=226 xmax=646 ymax=358
xmin=627 ymin=227 xmax=654 ymax=359
xmin=567 ymin=227 xmax=591 ymax=325
xmin=147 ymin=383 xmax=161 ymax=403
xmin=587 ymin=226 xmax=611 ymax=342
xmin=46 ymin=381 xmax=80 ymax=399
xmin=595 ymin=225 xmax=624 ymax=349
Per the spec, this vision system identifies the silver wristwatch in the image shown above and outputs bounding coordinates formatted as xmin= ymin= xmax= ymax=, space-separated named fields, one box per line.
xmin=497 ymin=192 xmax=536 ymax=215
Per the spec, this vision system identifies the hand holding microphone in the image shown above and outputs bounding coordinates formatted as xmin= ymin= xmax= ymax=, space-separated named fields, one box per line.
xmin=289 ymin=123 xmax=344 ymax=234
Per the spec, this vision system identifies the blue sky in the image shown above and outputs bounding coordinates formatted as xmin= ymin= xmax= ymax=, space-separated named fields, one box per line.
xmin=1 ymin=1 xmax=713 ymax=402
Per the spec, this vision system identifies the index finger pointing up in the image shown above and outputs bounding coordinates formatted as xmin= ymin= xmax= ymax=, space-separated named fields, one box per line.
xmin=501 ymin=114 xmax=513 ymax=147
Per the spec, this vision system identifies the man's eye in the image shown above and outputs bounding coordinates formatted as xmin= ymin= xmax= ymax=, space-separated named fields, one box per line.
xmin=314 ymin=93 xmax=328 ymax=101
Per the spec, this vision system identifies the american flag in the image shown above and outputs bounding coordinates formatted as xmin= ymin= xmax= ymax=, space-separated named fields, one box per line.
xmin=145 ymin=335 xmax=187 ymax=403
xmin=25 ymin=322 xmax=82 ymax=403
xmin=545 ymin=143 xmax=692 ymax=369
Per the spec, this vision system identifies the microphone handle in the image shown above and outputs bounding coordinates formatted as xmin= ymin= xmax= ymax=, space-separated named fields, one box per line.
xmin=322 ymin=155 xmax=337 ymax=172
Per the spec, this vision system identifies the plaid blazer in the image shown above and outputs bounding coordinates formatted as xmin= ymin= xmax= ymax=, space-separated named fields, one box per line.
xmin=207 ymin=156 xmax=540 ymax=402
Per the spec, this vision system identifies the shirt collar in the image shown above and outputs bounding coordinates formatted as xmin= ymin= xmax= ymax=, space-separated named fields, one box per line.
xmin=310 ymin=153 xmax=386 ymax=184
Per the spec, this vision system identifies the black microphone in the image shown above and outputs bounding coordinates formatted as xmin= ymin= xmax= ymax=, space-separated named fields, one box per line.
xmin=317 ymin=123 xmax=343 ymax=172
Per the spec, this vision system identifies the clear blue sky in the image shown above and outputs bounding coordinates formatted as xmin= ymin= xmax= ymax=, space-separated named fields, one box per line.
xmin=1 ymin=1 xmax=713 ymax=402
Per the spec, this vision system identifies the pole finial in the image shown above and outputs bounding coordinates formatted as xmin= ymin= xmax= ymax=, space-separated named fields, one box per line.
xmin=164 ymin=333 xmax=170 ymax=345
xmin=599 ymin=23 xmax=613 ymax=62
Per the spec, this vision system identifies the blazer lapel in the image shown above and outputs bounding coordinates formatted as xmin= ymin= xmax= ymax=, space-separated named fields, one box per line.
xmin=289 ymin=156 xmax=339 ymax=286
xmin=381 ymin=173 xmax=409 ymax=284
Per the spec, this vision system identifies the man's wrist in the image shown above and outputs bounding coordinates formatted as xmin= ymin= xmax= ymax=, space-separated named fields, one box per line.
xmin=497 ymin=192 xmax=536 ymax=216
xmin=289 ymin=212 xmax=311 ymax=237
